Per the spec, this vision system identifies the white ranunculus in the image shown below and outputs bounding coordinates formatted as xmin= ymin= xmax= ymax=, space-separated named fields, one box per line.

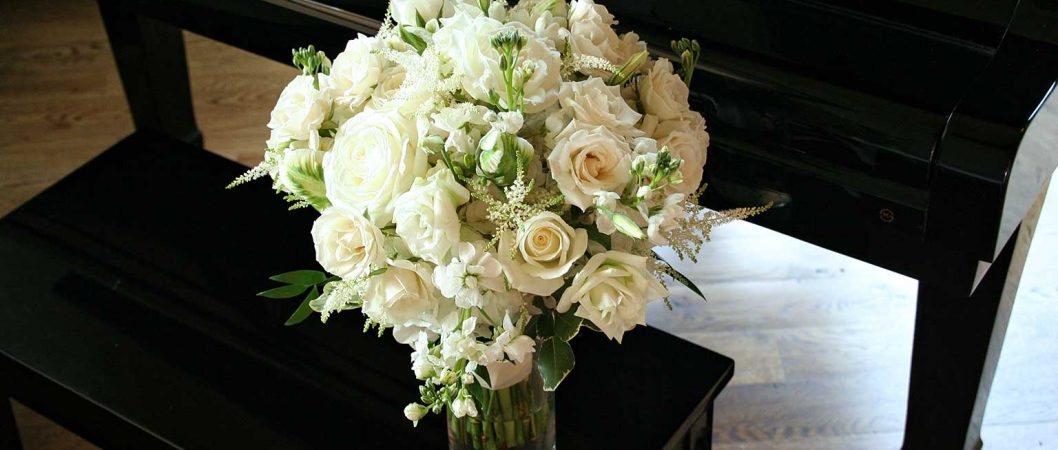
xmin=547 ymin=122 xmax=633 ymax=210
xmin=498 ymin=212 xmax=588 ymax=296
xmin=433 ymin=242 xmax=505 ymax=308
xmin=434 ymin=13 xmax=561 ymax=113
xmin=390 ymin=0 xmax=445 ymax=26
xmin=323 ymin=108 xmax=428 ymax=226
xmin=267 ymin=75 xmax=330 ymax=145
xmin=639 ymin=58 xmax=691 ymax=121
xmin=653 ymin=118 xmax=708 ymax=195
xmin=329 ymin=35 xmax=385 ymax=114
xmin=311 ymin=208 xmax=387 ymax=279
xmin=556 ymin=78 xmax=642 ymax=139
xmin=556 ymin=251 xmax=668 ymax=343
xmin=362 ymin=259 xmax=439 ymax=328
xmin=393 ymin=164 xmax=471 ymax=264
xmin=567 ymin=0 xmax=645 ymax=67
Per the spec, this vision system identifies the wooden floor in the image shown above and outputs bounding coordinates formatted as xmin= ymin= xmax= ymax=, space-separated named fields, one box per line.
xmin=2 ymin=1 xmax=1057 ymax=448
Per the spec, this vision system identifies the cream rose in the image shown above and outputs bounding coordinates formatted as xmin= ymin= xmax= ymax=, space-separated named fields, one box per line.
xmin=498 ymin=212 xmax=588 ymax=296
xmin=323 ymin=108 xmax=428 ymax=226
xmin=267 ymin=75 xmax=330 ymax=145
xmin=393 ymin=165 xmax=471 ymax=264
xmin=328 ymin=36 xmax=385 ymax=115
xmin=556 ymin=251 xmax=668 ymax=343
xmin=390 ymin=0 xmax=445 ymax=26
xmin=434 ymin=13 xmax=561 ymax=113
xmin=556 ymin=78 xmax=642 ymax=139
xmin=547 ymin=123 xmax=633 ymax=210
xmin=311 ymin=208 xmax=386 ymax=279
xmin=567 ymin=0 xmax=645 ymax=68
xmin=653 ymin=117 xmax=708 ymax=195
xmin=362 ymin=259 xmax=439 ymax=328
xmin=639 ymin=58 xmax=691 ymax=121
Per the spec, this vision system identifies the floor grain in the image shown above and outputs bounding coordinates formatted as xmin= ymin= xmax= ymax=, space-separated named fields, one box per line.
xmin=1 ymin=1 xmax=1056 ymax=448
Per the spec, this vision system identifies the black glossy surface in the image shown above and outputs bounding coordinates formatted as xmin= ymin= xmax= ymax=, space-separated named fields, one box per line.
xmin=0 ymin=131 xmax=733 ymax=450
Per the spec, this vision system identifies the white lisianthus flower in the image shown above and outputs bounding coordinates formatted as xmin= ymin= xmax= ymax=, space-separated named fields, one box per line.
xmin=393 ymin=164 xmax=471 ymax=264
xmin=362 ymin=259 xmax=439 ymax=328
xmin=323 ymin=108 xmax=428 ymax=226
xmin=653 ymin=118 xmax=708 ymax=195
xmin=556 ymin=251 xmax=669 ymax=343
xmin=390 ymin=0 xmax=445 ymax=26
xmin=498 ymin=212 xmax=588 ymax=296
xmin=555 ymin=78 xmax=643 ymax=139
xmin=328 ymin=36 xmax=385 ymax=115
xmin=434 ymin=12 xmax=561 ymax=113
xmin=547 ymin=123 xmax=633 ymax=210
xmin=647 ymin=193 xmax=686 ymax=245
xmin=267 ymin=75 xmax=330 ymax=146
xmin=567 ymin=0 xmax=646 ymax=68
xmin=639 ymin=58 xmax=691 ymax=121
xmin=311 ymin=208 xmax=387 ymax=279
xmin=433 ymin=242 xmax=506 ymax=308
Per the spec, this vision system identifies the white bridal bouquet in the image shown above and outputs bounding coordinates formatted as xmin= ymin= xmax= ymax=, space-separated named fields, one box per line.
xmin=231 ymin=0 xmax=766 ymax=447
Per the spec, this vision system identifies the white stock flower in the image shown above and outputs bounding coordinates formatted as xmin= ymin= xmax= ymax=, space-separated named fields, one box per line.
xmin=323 ymin=108 xmax=428 ymax=226
xmin=555 ymin=78 xmax=643 ymax=139
xmin=647 ymin=193 xmax=685 ymax=245
xmin=451 ymin=390 xmax=478 ymax=418
xmin=311 ymin=208 xmax=386 ymax=279
xmin=404 ymin=403 xmax=428 ymax=426
xmin=639 ymin=58 xmax=691 ymax=121
xmin=567 ymin=0 xmax=645 ymax=67
xmin=433 ymin=242 xmax=506 ymax=308
xmin=390 ymin=0 xmax=445 ymax=26
xmin=492 ymin=314 xmax=535 ymax=364
xmin=362 ymin=259 xmax=439 ymax=328
xmin=393 ymin=164 xmax=471 ymax=264
xmin=498 ymin=212 xmax=588 ymax=296
xmin=556 ymin=251 xmax=668 ymax=343
xmin=434 ymin=13 xmax=561 ymax=113
xmin=267 ymin=75 xmax=330 ymax=145
xmin=547 ymin=123 xmax=633 ymax=210
xmin=653 ymin=118 xmax=708 ymax=195
xmin=328 ymin=36 xmax=385 ymax=114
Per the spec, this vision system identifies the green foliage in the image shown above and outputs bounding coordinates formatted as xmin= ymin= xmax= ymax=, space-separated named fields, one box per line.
xmin=398 ymin=25 xmax=428 ymax=54
xmin=553 ymin=305 xmax=583 ymax=342
xmin=670 ymin=38 xmax=701 ymax=86
xmin=537 ymin=337 xmax=575 ymax=391
xmin=653 ymin=251 xmax=707 ymax=302
xmin=257 ymin=284 xmax=308 ymax=299
xmin=285 ymin=285 xmax=319 ymax=326
xmin=269 ymin=270 xmax=328 ymax=286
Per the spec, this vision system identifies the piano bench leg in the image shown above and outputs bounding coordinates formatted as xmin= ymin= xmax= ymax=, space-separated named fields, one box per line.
xmin=903 ymin=182 xmax=1047 ymax=450
xmin=1 ymin=390 xmax=23 ymax=450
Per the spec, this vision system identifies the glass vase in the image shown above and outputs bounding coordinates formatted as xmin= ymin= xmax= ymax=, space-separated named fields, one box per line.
xmin=446 ymin=360 xmax=556 ymax=450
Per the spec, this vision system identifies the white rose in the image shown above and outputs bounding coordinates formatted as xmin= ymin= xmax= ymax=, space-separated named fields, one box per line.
xmin=267 ymin=75 xmax=330 ymax=145
xmin=498 ymin=212 xmax=588 ymax=296
xmin=323 ymin=109 xmax=429 ymax=226
xmin=393 ymin=165 xmax=471 ymax=264
xmin=434 ymin=13 xmax=561 ymax=113
xmin=547 ymin=123 xmax=633 ymax=210
xmin=653 ymin=118 xmax=708 ymax=195
xmin=329 ymin=36 xmax=385 ymax=114
xmin=567 ymin=0 xmax=645 ymax=67
xmin=311 ymin=208 xmax=387 ymax=279
xmin=556 ymin=251 xmax=668 ymax=343
xmin=363 ymin=259 xmax=439 ymax=328
xmin=390 ymin=0 xmax=445 ymax=26
xmin=555 ymin=78 xmax=642 ymax=139
xmin=639 ymin=58 xmax=691 ymax=121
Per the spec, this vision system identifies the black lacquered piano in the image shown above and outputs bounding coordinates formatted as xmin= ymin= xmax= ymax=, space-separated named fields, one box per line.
xmin=11 ymin=0 xmax=1058 ymax=449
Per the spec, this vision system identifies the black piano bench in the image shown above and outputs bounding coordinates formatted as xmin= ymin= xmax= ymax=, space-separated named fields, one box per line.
xmin=0 ymin=131 xmax=734 ymax=450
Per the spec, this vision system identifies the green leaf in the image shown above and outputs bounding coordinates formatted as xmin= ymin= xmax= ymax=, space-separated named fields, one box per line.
xmin=398 ymin=25 xmax=428 ymax=54
xmin=285 ymin=285 xmax=319 ymax=326
xmin=257 ymin=284 xmax=308 ymax=299
xmin=269 ymin=270 xmax=328 ymax=286
xmin=654 ymin=252 xmax=707 ymax=302
xmin=537 ymin=337 xmax=575 ymax=391
xmin=415 ymin=10 xmax=427 ymax=28
xmin=553 ymin=305 xmax=583 ymax=342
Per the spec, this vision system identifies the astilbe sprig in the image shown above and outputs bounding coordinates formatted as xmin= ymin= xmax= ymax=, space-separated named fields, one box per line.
xmin=664 ymin=184 xmax=772 ymax=262
xmin=470 ymin=169 xmax=564 ymax=251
